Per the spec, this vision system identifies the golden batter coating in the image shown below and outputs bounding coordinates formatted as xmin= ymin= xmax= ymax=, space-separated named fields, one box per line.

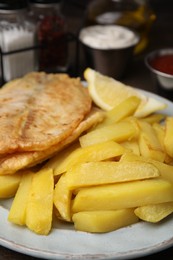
xmin=0 ymin=72 xmax=92 ymax=154
xmin=0 ymin=107 xmax=105 ymax=175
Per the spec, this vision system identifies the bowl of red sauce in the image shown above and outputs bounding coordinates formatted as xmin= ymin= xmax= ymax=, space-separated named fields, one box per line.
xmin=145 ymin=48 xmax=173 ymax=90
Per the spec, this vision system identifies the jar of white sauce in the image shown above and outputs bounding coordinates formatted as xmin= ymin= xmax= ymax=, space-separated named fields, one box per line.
xmin=79 ymin=25 xmax=139 ymax=50
xmin=79 ymin=25 xmax=139 ymax=78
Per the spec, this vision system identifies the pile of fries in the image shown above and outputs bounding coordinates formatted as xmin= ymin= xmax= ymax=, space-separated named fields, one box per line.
xmin=1 ymin=94 xmax=173 ymax=236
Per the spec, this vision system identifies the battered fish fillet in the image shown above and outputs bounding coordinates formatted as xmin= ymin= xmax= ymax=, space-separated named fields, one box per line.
xmin=0 ymin=107 xmax=105 ymax=175
xmin=0 ymin=72 xmax=91 ymax=154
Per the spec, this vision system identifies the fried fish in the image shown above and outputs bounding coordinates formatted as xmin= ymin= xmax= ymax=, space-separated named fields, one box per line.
xmin=0 ymin=72 xmax=92 ymax=154
xmin=0 ymin=107 xmax=105 ymax=175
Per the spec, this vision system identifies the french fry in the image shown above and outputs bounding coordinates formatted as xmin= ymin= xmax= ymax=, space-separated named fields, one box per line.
xmin=93 ymin=96 xmax=141 ymax=129
xmin=79 ymin=120 xmax=138 ymax=147
xmin=140 ymin=113 xmax=165 ymax=124
xmin=72 ymin=178 xmax=173 ymax=213
xmin=153 ymin=122 xmax=173 ymax=164
xmin=25 ymin=168 xmax=54 ymax=235
xmin=153 ymin=162 xmax=173 ymax=184
xmin=8 ymin=171 xmax=34 ymax=225
xmin=121 ymin=152 xmax=173 ymax=184
xmin=43 ymin=141 xmax=80 ymax=175
xmin=54 ymin=174 xmax=71 ymax=221
xmin=67 ymin=161 xmax=160 ymax=187
xmin=120 ymin=139 xmax=140 ymax=155
xmin=139 ymin=133 xmax=164 ymax=161
xmin=0 ymin=172 xmax=22 ymax=199
xmin=51 ymin=141 xmax=125 ymax=176
xmin=54 ymin=160 xmax=160 ymax=221
xmin=137 ymin=120 xmax=165 ymax=162
xmin=134 ymin=202 xmax=173 ymax=223
xmin=164 ymin=117 xmax=173 ymax=158
xmin=72 ymin=209 xmax=139 ymax=233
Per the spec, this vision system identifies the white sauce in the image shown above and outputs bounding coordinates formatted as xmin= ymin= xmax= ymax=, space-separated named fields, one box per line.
xmin=79 ymin=25 xmax=139 ymax=50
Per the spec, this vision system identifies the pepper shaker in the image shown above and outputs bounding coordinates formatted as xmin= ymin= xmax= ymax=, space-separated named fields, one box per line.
xmin=28 ymin=0 xmax=68 ymax=73
xmin=0 ymin=0 xmax=37 ymax=83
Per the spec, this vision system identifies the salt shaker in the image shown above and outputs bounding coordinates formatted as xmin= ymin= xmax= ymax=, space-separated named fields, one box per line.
xmin=28 ymin=0 xmax=68 ymax=73
xmin=0 ymin=0 xmax=37 ymax=83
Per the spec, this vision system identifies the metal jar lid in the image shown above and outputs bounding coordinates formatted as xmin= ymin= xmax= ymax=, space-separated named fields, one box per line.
xmin=29 ymin=0 xmax=61 ymax=4
xmin=0 ymin=0 xmax=28 ymax=10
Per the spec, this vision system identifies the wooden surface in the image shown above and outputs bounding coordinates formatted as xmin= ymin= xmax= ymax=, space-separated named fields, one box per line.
xmin=0 ymin=1 xmax=173 ymax=259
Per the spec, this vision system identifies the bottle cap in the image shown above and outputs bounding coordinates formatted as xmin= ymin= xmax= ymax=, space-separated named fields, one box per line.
xmin=29 ymin=0 xmax=61 ymax=4
xmin=0 ymin=0 xmax=28 ymax=10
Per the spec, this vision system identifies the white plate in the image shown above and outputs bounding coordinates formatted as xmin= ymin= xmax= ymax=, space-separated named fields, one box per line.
xmin=0 ymin=90 xmax=173 ymax=260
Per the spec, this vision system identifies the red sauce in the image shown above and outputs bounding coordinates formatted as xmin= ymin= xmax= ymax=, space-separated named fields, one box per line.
xmin=38 ymin=15 xmax=67 ymax=72
xmin=150 ymin=54 xmax=173 ymax=75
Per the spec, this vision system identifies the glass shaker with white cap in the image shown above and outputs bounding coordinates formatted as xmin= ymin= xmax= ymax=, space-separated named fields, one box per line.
xmin=0 ymin=0 xmax=37 ymax=83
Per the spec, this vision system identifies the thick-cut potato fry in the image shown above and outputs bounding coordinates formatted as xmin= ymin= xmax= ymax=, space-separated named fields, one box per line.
xmin=153 ymin=123 xmax=173 ymax=164
xmin=137 ymin=120 xmax=165 ymax=162
xmin=79 ymin=120 xmax=138 ymax=147
xmin=120 ymin=139 xmax=140 ymax=155
xmin=134 ymin=202 xmax=173 ymax=223
xmin=8 ymin=171 xmax=34 ymax=225
xmin=42 ymin=142 xmax=80 ymax=175
xmin=66 ymin=161 xmax=160 ymax=187
xmin=152 ymin=123 xmax=165 ymax=148
xmin=153 ymin=162 xmax=173 ymax=184
xmin=54 ymin=160 xmax=159 ymax=221
xmin=94 ymin=96 xmax=141 ymax=129
xmin=43 ymin=141 xmax=80 ymax=175
xmin=26 ymin=168 xmax=54 ymax=235
xmin=72 ymin=209 xmax=139 ymax=233
xmin=54 ymin=174 xmax=71 ymax=221
xmin=164 ymin=117 xmax=173 ymax=158
xmin=72 ymin=178 xmax=173 ymax=213
xmin=141 ymin=113 xmax=165 ymax=124
xmin=0 ymin=173 xmax=22 ymax=198
xmin=121 ymin=152 xmax=173 ymax=184
xmin=50 ymin=141 xmax=125 ymax=176
xmin=139 ymin=133 xmax=165 ymax=162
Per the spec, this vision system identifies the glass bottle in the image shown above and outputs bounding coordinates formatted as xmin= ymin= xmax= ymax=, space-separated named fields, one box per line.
xmin=28 ymin=0 xmax=68 ymax=73
xmin=0 ymin=0 xmax=37 ymax=83
xmin=84 ymin=0 xmax=156 ymax=54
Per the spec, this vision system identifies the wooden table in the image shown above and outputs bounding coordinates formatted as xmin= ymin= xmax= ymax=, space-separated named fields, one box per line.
xmin=0 ymin=1 xmax=173 ymax=259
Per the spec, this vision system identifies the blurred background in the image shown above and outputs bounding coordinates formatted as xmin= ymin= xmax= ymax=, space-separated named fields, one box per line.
xmin=62 ymin=0 xmax=173 ymax=92
xmin=0 ymin=1 xmax=173 ymax=259
xmin=0 ymin=0 xmax=173 ymax=98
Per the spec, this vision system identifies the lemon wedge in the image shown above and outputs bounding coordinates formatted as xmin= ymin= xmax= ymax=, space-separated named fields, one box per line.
xmin=84 ymin=68 xmax=167 ymax=117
